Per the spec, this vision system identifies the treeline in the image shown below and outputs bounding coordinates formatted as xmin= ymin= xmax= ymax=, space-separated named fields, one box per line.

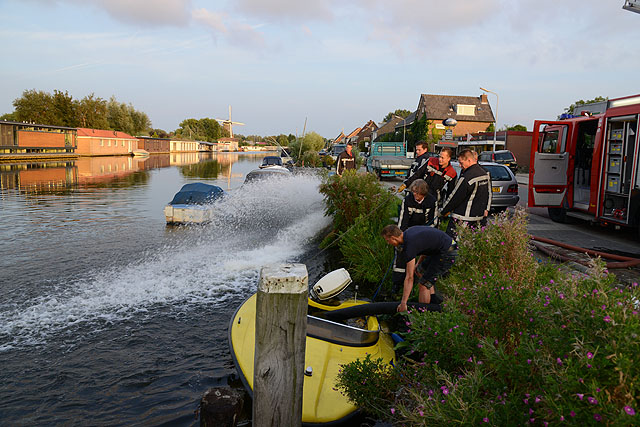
xmin=1 ymin=89 xmax=151 ymax=136
xmin=1 ymin=88 xmax=327 ymax=144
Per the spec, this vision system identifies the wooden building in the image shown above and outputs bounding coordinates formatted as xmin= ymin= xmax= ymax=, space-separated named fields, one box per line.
xmin=0 ymin=120 xmax=77 ymax=155
xmin=137 ymin=136 xmax=170 ymax=153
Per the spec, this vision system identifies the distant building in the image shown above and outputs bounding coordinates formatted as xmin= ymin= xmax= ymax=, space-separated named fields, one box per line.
xmin=169 ymin=139 xmax=200 ymax=153
xmin=345 ymin=127 xmax=361 ymax=145
xmin=412 ymin=93 xmax=495 ymax=137
xmin=0 ymin=120 xmax=77 ymax=156
xmin=354 ymin=120 xmax=378 ymax=147
xmin=332 ymin=131 xmax=346 ymax=145
xmin=217 ymin=137 xmax=239 ymax=152
xmin=137 ymin=136 xmax=170 ymax=153
xmin=373 ymin=115 xmax=404 ymax=141
xmin=76 ymin=128 xmax=137 ymax=156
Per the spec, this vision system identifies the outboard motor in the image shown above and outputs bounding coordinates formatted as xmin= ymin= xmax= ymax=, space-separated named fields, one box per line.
xmin=310 ymin=268 xmax=352 ymax=301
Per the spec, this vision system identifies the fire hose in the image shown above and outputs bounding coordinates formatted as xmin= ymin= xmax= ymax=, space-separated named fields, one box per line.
xmin=530 ymin=235 xmax=640 ymax=269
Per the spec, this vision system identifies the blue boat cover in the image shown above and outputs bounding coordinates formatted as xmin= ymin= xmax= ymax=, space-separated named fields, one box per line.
xmin=169 ymin=183 xmax=225 ymax=205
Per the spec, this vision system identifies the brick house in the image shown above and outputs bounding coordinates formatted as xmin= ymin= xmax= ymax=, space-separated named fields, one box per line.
xmin=0 ymin=120 xmax=76 ymax=155
xmin=345 ymin=127 xmax=361 ymax=145
xmin=137 ymin=136 xmax=170 ymax=153
xmin=413 ymin=93 xmax=495 ymax=137
xmin=355 ymin=120 xmax=378 ymax=147
xmin=332 ymin=132 xmax=346 ymax=144
xmin=374 ymin=115 xmax=404 ymax=141
xmin=76 ymin=128 xmax=137 ymax=156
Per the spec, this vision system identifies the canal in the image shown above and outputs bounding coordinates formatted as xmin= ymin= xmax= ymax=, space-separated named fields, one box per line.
xmin=0 ymin=152 xmax=331 ymax=425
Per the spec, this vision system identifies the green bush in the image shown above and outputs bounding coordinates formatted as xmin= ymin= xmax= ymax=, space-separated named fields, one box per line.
xmin=335 ymin=208 xmax=640 ymax=425
xmin=318 ymin=170 xmax=400 ymax=292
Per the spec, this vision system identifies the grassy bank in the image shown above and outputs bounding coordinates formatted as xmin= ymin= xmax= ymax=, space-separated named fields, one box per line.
xmin=319 ymin=172 xmax=640 ymax=425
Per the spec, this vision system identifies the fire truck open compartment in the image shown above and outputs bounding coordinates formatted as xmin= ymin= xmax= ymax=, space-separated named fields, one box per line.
xmin=528 ymin=94 xmax=640 ymax=238
xmin=600 ymin=115 xmax=638 ymax=223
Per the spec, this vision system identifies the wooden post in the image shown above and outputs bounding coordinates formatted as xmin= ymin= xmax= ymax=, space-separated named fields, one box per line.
xmin=253 ymin=263 xmax=308 ymax=427
xmin=199 ymin=387 xmax=244 ymax=427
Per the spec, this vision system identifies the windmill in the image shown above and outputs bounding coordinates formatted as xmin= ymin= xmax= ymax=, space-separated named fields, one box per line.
xmin=215 ymin=106 xmax=245 ymax=138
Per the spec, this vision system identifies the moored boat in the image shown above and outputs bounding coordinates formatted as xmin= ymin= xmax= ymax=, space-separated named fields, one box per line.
xmin=243 ymin=165 xmax=291 ymax=183
xmin=229 ymin=269 xmax=425 ymax=425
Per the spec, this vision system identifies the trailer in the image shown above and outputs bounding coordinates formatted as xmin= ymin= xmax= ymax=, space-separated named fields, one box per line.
xmin=528 ymin=94 xmax=640 ymax=239
xmin=366 ymin=141 xmax=413 ymax=179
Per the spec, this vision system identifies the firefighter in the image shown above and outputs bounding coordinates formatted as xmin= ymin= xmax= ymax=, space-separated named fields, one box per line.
xmin=398 ymin=179 xmax=436 ymax=231
xmin=399 ymin=146 xmax=457 ymax=215
xmin=440 ymin=149 xmax=491 ymax=238
xmin=336 ymin=142 xmax=356 ymax=176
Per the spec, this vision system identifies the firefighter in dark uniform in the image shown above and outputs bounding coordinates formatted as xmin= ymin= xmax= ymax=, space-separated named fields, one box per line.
xmin=440 ymin=149 xmax=492 ymax=238
xmin=398 ymin=179 xmax=436 ymax=231
xmin=336 ymin=142 xmax=356 ymax=176
xmin=399 ymin=146 xmax=457 ymax=220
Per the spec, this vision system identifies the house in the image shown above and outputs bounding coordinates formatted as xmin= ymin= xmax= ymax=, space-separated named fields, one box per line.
xmin=374 ymin=115 xmax=404 ymax=141
xmin=76 ymin=128 xmax=137 ymax=156
xmin=217 ymin=137 xmax=239 ymax=152
xmin=332 ymin=132 xmax=346 ymax=145
xmin=457 ymin=130 xmax=533 ymax=168
xmin=345 ymin=127 xmax=361 ymax=145
xmin=0 ymin=120 xmax=77 ymax=156
xmin=169 ymin=139 xmax=200 ymax=153
xmin=413 ymin=93 xmax=495 ymax=137
xmin=137 ymin=136 xmax=170 ymax=153
xmin=354 ymin=120 xmax=378 ymax=147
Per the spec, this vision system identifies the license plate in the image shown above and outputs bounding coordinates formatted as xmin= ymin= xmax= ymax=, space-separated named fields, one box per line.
xmin=395 ymin=171 xmax=404 ymax=175
xmin=492 ymin=187 xmax=500 ymax=193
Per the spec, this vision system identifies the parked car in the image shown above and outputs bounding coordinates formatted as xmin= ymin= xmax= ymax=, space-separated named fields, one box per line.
xmin=478 ymin=150 xmax=518 ymax=173
xmin=450 ymin=161 xmax=519 ymax=212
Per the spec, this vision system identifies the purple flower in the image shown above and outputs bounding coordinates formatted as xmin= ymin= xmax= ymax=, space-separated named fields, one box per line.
xmin=419 ymin=409 xmax=424 ymax=416
xmin=577 ymin=393 xmax=584 ymax=400
xmin=587 ymin=352 xmax=594 ymax=359
xmin=527 ymin=359 xmax=532 ymax=365
xmin=603 ymin=315 xmax=612 ymax=323
xmin=624 ymin=406 xmax=636 ymax=416
xmin=588 ymin=396 xmax=598 ymax=405
xmin=483 ymin=417 xmax=489 ymax=423
xmin=570 ymin=411 xmax=576 ymax=417
xmin=560 ymin=415 xmax=565 ymax=421
xmin=557 ymin=358 xmax=563 ymax=365
xmin=535 ymin=396 xmax=541 ymax=403
xmin=594 ymin=413 xmax=602 ymax=422
xmin=390 ymin=408 xmax=395 ymax=414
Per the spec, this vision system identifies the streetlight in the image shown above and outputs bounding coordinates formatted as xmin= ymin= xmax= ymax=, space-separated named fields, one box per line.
xmin=480 ymin=87 xmax=499 ymax=152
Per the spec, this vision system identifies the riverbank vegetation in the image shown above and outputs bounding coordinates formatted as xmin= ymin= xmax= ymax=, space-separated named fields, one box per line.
xmin=318 ymin=170 xmax=399 ymax=287
xmin=319 ymin=173 xmax=640 ymax=425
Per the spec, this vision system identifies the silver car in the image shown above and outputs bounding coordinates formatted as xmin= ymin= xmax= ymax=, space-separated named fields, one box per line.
xmin=449 ymin=161 xmax=519 ymax=212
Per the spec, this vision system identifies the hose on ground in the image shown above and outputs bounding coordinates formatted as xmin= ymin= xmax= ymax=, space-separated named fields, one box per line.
xmin=530 ymin=235 xmax=640 ymax=269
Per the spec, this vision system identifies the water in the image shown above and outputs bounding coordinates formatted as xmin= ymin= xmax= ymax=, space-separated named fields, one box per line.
xmin=0 ymin=153 xmax=331 ymax=425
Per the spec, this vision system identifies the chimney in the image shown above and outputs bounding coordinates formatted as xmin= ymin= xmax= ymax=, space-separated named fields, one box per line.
xmin=480 ymin=94 xmax=489 ymax=104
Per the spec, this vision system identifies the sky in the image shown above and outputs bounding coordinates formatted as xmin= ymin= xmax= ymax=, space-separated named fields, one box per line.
xmin=1 ymin=0 xmax=639 ymax=139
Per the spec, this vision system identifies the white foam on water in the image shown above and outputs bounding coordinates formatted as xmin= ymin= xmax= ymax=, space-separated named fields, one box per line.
xmin=0 ymin=173 xmax=330 ymax=351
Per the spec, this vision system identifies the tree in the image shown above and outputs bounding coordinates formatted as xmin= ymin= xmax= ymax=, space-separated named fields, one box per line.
xmin=383 ymin=109 xmax=412 ymax=123
xmin=0 ymin=112 xmax=17 ymax=121
xmin=77 ymin=94 xmax=109 ymax=129
xmin=485 ymin=123 xmax=495 ymax=132
xmin=174 ymin=118 xmax=223 ymax=141
xmin=276 ymin=134 xmax=289 ymax=147
xmin=505 ymin=124 xmax=528 ymax=131
xmin=13 ymin=89 xmax=55 ymax=124
xmin=562 ymin=96 xmax=608 ymax=116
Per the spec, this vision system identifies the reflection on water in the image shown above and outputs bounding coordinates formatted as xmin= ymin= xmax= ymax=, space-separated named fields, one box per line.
xmin=0 ymin=152 xmax=275 ymax=194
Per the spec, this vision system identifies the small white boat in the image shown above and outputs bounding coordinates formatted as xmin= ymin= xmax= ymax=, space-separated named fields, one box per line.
xmin=164 ymin=183 xmax=225 ymax=224
xmin=132 ymin=149 xmax=150 ymax=157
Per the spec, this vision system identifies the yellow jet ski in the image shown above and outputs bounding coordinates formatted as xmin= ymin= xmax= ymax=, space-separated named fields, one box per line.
xmin=228 ymin=268 xmax=399 ymax=425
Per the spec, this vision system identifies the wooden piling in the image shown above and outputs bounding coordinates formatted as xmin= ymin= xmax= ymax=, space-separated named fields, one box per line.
xmin=199 ymin=387 xmax=244 ymax=427
xmin=253 ymin=263 xmax=308 ymax=427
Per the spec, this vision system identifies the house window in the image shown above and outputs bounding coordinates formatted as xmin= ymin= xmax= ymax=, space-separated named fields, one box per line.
xmin=108 ymin=140 xmax=111 ymax=146
xmin=101 ymin=139 xmax=104 ymax=146
xmin=456 ymin=104 xmax=476 ymax=116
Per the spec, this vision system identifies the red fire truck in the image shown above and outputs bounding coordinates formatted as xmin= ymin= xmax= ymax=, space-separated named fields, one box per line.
xmin=528 ymin=94 xmax=640 ymax=238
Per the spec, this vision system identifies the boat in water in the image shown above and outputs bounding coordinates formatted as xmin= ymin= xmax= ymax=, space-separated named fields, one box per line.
xmin=243 ymin=165 xmax=292 ymax=183
xmin=163 ymin=182 xmax=225 ymax=224
xmin=229 ymin=269 xmax=439 ymax=425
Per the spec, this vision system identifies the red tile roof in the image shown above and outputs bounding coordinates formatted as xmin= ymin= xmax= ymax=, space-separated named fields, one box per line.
xmin=77 ymin=128 xmax=137 ymax=139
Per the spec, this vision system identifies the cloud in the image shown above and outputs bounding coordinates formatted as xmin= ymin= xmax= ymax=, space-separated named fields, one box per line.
xmin=192 ymin=7 xmax=266 ymax=49
xmin=22 ymin=0 xmax=193 ymax=26
xmin=96 ymin=0 xmax=192 ymax=26
xmin=234 ymin=0 xmax=337 ymax=22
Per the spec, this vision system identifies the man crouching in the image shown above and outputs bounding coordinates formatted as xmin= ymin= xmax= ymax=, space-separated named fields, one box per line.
xmin=381 ymin=224 xmax=456 ymax=312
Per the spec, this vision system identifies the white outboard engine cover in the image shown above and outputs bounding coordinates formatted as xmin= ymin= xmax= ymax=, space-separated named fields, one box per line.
xmin=311 ymin=268 xmax=352 ymax=300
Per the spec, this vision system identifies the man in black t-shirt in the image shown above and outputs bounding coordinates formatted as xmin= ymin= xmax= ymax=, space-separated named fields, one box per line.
xmin=382 ymin=224 xmax=456 ymax=311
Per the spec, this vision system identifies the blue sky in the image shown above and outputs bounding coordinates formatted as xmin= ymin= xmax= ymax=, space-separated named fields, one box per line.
xmin=1 ymin=0 xmax=639 ymax=138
